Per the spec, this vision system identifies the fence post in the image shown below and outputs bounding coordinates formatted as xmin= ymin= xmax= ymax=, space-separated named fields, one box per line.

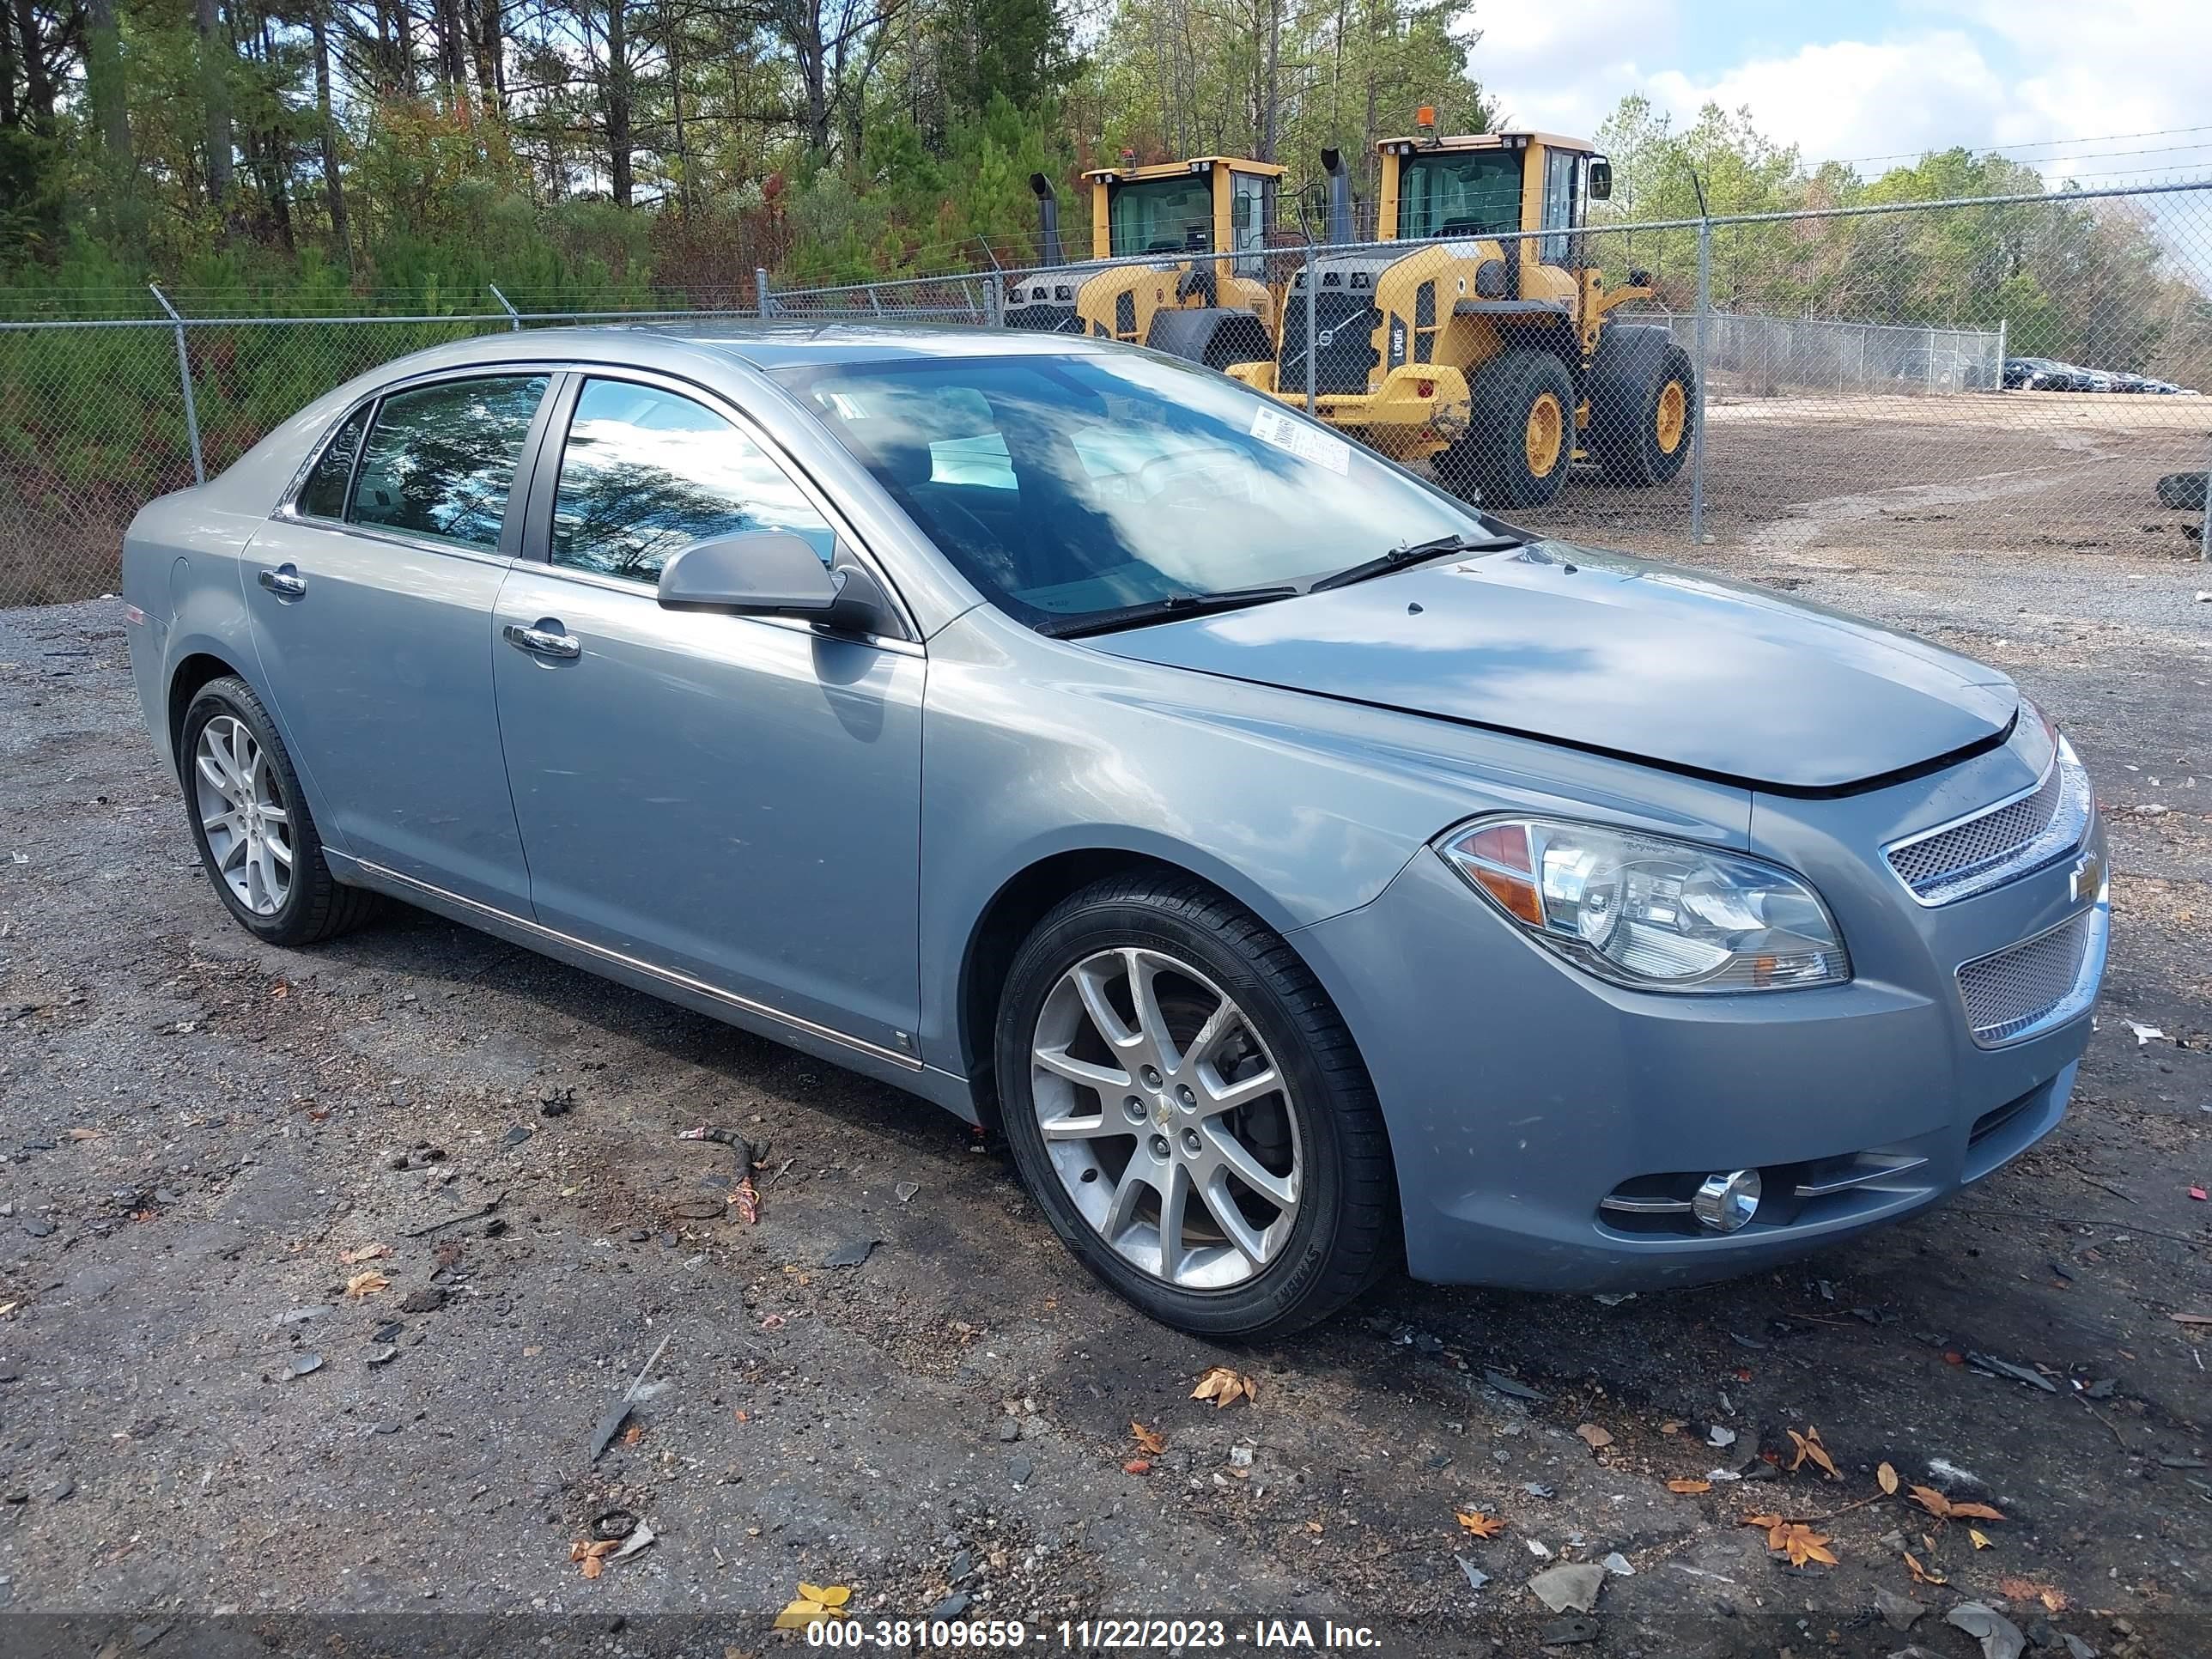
xmin=149 ymin=283 xmax=204 ymax=487
xmin=756 ymin=268 xmax=773 ymax=319
xmin=982 ymin=273 xmax=1004 ymax=330
xmin=1689 ymin=219 xmax=1711 ymax=544
xmin=2201 ymin=436 xmax=2211 ymax=563
xmin=1995 ymin=317 xmax=2007 ymax=392
xmin=489 ymin=283 xmax=522 ymax=331
xmin=1304 ymin=244 xmax=1317 ymax=415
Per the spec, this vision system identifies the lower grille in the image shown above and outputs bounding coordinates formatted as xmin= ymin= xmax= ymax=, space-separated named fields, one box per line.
xmin=1280 ymin=289 xmax=1381 ymax=397
xmin=1956 ymin=907 xmax=2100 ymax=1046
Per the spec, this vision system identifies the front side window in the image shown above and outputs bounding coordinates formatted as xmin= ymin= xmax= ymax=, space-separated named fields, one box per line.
xmin=1540 ymin=148 xmax=1582 ymax=264
xmin=298 ymin=406 xmax=368 ymax=520
xmin=1109 ymin=177 xmax=1212 ymax=256
xmin=550 ymin=379 xmax=835 ymax=586
xmin=781 ymin=352 xmax=1484 ymax=628
xmin=1397 ymin=150 xmax=1522 ymax=240
xmin=348 ymin=375 xmax=548 ymax=550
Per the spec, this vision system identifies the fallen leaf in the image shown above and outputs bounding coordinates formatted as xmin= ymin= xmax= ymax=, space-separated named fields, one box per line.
xmin=1910 ymin=1486 xmax=1954 ymax=1520
xmin=800 ymin=1584 xmax=851 ymax=1608
xmin=621 ymin=1423 xmax=643 ymax=1447
xmin=1659 ymin=1419 xmax=1686 ymax=1435
xmin=571 ymin=1538 xmax=619 ymax=1579
xmin=1773 ymin=1523 xmax=1836 ymax=1567
xmin=1455 ymin=1510 xmax=1506 ymax=1538
xmin=1997 ymin=1577 xmax=2065 ymax=1613
xmin=1192 ymin=1365 xmax=1259 ymax=1407
xmin=343 ymin=1269 xmax=391 ymax=1297
xmin=1949 ymin=1500 xmax=2006 ymax=1522
xmin=339 ymin=1243 xmax=390 ymax=1265
xmin=1575 ymin=1423 xmax=1613 ymax=1452
xmin=1666 ymin=1479 xmax=1712 ymax=1494
xmin=1786 ymin=1425 xmax=1839 ymax=1480
xmin=1130 ymin=1420 xmax=1166 ymax=1456
xmin=773 ymin=1582 xmax=853 ymax=1628
xmin=1969 ymin=1528 xmax=1992 ymax=1550
xmin=1877 ymin=1462 xmax=1899 ymax=1495
xmin=1904 ymin=1551 xmax=1947 ymax=1586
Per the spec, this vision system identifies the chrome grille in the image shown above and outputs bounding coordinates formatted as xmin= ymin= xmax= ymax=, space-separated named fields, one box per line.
xmin=1886 ymin=744 xmax=2092 ymax=906
xmin=1956 ymin=908 xmax=2098 ymax=1046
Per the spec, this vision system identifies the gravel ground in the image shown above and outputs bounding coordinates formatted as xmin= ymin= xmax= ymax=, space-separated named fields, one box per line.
xmin=2 ymin=475 xmax=2209 ymax=1657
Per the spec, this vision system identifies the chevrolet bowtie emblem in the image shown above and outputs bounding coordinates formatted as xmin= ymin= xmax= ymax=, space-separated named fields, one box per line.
xmin=2069 ymin=850 xmax=2104 ymax=903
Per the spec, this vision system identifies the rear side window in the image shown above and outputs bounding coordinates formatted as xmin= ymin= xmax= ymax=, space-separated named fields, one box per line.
xmin=550 ymin=378 xmax=835 ymax=586
xmin=298 ymin=407 xmax=368 ymax=520
xmin=348 ymin=375 xmax=549 ymax=550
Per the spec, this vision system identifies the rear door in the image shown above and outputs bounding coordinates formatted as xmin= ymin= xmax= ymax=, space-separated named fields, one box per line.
xmin=489 ymin=370 xmax=925 ymax=1055
xmin=244 ymin=370 xmax=556 ymax=910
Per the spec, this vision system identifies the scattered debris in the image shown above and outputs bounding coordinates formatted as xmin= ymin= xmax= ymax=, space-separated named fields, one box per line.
xmin=1192 ymin=1365 xmax=1258 ymax=1408
xmin=366 ymin=1344 xmax=398 ymax=1366
xmin=1707 ymin=1425 xmax=1737 ymax=1449
xmin=1966 ymin=1352 xmax=2057 ymax=1393
xmin=398 ymin=1286 xmax=447 ymax=1315
xmin=589 ymin=1333 xmax=672 ymax=1463
xmin=1481 ymin=1370 xmax=1544 ymax=1402
xmin=1875 ymin=1588 xmax=1927 ymax=1632
xmin=1600 ymin=1552 xmax=1633 ymax=1577
xmin=540 ymin=1089 xmax=574 ymax=1117
xmin=286 ymin=1353 xmax=323 ymax=1379
xmin=2126 ymin=1023 xmax=2165 ymax=1046
xmin=1537 ymin=1614 xmax=1599 ymax=1647
xmin=1574 ymin=1423 xmax=1613 ymax=1452
xmin=405 ymin=1194 xmax=503 ymax=1237
xmin=823 ymin=1237 xmax=878 ymax=1268
xmin=895 ymin=1181 xmax=921 ymax=1203
xmin=1454 ymin=1555 xmax=1489 ymax=1593
xmin=1946 ymin=1601 xmax=2027 ymax=1659
xmin=500 ymin=1125 xmax=532 ymax=1148
xmin=1527 ymin=1562 xmax=1605 ymax=1613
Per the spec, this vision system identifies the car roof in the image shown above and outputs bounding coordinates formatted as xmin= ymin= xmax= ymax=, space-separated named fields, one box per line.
xmin=507 ymin=320 xmax=1115 ymax=371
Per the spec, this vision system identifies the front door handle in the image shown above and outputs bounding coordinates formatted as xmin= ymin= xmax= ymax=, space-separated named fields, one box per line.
xmin=504 ymin=621 xmax=581 ymax=659
xmin=258 ymin=566 xmax=307 ymax=601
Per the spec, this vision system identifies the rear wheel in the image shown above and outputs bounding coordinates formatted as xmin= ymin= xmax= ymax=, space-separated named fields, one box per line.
xmin=1437 ymin=349 xmax=1578 ymax=509
xmin=179 ymin=677 xmax=379 ymax=946
xmin=1590 ymin=334 xmax=1696 ymax=487
xmin=994 ymin=873 xmax=1396 ymax=1338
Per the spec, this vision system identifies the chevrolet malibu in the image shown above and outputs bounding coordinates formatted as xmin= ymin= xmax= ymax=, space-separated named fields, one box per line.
xmin=121 ymin=326 xmax=2108 ymax=1336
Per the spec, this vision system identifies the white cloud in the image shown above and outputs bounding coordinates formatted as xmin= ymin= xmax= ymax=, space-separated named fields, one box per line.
xmin=1477 ymin=1 xmax=2212 ymax=185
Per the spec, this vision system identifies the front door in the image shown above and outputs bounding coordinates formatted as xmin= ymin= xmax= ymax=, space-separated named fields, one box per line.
xmin=490 ymin=373 xmax=924 ymax=1053
xmin=242 ymin=372 xmax=553 ymax=910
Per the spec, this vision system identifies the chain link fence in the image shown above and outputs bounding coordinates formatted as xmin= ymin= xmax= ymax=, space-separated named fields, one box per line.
xmin=3 ymin=181 xmax=2209 ymax=607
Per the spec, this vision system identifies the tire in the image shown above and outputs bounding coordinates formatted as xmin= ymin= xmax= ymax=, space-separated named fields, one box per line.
xmin=2156 ymin=471 xmax=2208 ymax=511
xmin=179 ymin=676 xmax=380 ymax=947
xmin=994 ymin=872 xmax=1397 ymax=1338
xmin=1437 ymin=349 xmax=1578 ymax=509
xmin=1589 ymin=328 xmax=1695 ymax=488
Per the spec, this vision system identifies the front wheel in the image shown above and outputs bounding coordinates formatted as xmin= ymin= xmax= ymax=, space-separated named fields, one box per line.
xmin=994 ymin=873 xmax=1397 ymax=1338
xmin=1437 ymin=349 xmax=1579 ymax=509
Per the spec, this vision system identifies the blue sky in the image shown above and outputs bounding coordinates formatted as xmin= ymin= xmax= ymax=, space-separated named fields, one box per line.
xmin=1476 ymin=0 xmax=2212 ymax=186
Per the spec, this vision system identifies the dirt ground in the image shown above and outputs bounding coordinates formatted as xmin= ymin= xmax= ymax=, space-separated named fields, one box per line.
xmin=1 ymin=430 xmax=2209 ymax=1657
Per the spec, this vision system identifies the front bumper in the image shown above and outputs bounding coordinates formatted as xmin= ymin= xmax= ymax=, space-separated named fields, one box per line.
xmin=1293 ymin=766 xmax=2106 ymax=1292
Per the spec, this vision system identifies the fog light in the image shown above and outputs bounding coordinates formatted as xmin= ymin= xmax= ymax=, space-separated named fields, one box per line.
xmin=1692 ymin=1169 xmax=1761 ymax=1233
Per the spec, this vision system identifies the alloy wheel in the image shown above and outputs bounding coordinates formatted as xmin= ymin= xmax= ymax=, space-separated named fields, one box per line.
xmin=1029 ymin=946 xmax=1302 ymax=1290
xmin=193 ymin=714 xmax=294 ymax=916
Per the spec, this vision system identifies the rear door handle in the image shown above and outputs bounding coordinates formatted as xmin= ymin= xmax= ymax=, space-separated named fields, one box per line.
xmin=258 ymin=566 xmax=307 ymax=601
xmin=504 ymin=621 xmax=581 ymax=659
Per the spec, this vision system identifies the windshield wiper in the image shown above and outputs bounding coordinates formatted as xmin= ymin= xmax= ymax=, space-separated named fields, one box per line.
xmin=1308 ymin=531 xmax=1523 ymax=592
xmin=1037 ymin=585 xmax=1302 ymax=640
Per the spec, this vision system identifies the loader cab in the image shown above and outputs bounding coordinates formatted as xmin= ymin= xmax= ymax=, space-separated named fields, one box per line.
xmin=1376 ymin=129 xmax=1609 ymax=265
xmin=1085 ymin=156 xmax=1285 ymax=278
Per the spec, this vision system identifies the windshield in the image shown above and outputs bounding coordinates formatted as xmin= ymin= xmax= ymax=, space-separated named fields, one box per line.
xmin=1398 ymin=150 xmax=1523 ymax=240
xmin=778 ymin=352 xmax=1488 ymax=629
xmin=1109 ymin=176 xmax=1212 ymax=255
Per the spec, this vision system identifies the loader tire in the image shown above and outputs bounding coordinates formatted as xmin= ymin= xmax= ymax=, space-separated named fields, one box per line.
xmin=2155 ymin=471 xmax=2208 ymax=511
xmin=1589 ymin=326 xmax=1696 ymax=488
xmin=1437 ymin=349 xmax=1577 ymax=509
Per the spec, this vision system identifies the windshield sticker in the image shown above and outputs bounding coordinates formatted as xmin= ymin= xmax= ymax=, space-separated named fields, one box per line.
xmin=1249 ymin=407 xmax=1351 ymax=475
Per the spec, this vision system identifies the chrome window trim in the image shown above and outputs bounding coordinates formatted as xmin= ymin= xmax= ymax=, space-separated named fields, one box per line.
xmin=1954 ymin=887 xmax=2110 ymax=1049
xmin=352 ymin=859 xmax=921 ymax=1071
xmin=1882 ymin=741 xmax=2092 ymax=908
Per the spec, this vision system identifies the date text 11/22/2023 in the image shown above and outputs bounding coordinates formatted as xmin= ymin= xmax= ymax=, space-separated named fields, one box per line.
xmin=804 ymin=1616 xmax=1388 ymax=1649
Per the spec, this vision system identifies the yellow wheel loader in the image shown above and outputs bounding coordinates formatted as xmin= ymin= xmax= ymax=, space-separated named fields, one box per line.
xmin=1224 ymin=120 xmax=1696 ymax=508
xmin=1004 ymin=157 xmax=1285 ymax=370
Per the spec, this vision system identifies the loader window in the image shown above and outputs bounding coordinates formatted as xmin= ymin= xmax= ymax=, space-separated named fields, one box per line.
xmin=1109 ymin=177 xmax=1213 ymax=256
xmin=1540 ymin=148 xmax=1583 ymax=264
xmin=1397 ymin=150 xmax=1522 ymax=241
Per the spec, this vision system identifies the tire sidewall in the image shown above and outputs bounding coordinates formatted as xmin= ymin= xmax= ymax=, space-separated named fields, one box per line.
xmin=1457 ymin=350 xmax=1577 ymax=508
xmin=994 ymin=895 xmax=1352 ymax=1337
xmin=179 ymin=679 xmax=319 ymax=943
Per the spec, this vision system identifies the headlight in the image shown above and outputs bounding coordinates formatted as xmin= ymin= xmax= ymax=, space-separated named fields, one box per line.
xmin=1437 ymin=817 xmax=1850 ymax=993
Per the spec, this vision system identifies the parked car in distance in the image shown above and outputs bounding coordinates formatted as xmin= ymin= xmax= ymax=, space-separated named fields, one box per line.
xmin=121 ymin=325 xmax=2111 ymax=1336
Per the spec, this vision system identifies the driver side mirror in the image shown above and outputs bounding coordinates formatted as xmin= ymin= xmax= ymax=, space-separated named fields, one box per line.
xmin=1588 ymin=158 xmax=1613 ymax=202
xmin=658 ymin=531 xmax=898 ymax=638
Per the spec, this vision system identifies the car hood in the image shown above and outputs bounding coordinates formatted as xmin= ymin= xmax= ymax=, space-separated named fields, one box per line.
xmin=1086 ymin=544 xmax=2018 ymax=791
